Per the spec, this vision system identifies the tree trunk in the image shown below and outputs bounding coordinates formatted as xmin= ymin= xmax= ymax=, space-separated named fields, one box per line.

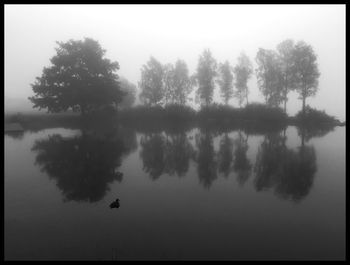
xmin=302 ymin=97 xmax=306 ymax=120
xmin=301 ymin=127 xmax=305 ymax=147
xmin=284 ymin=99 xmax=287 ymax=113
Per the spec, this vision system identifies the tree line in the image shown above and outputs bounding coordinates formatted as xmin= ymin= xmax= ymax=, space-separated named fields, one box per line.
xmin=139 ymin=39 xmax=320 ymax=116
xmin=29 ymin=38 xmax=319 ymax=117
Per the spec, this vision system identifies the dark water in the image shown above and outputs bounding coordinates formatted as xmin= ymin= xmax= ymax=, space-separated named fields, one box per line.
xmin=4 ymin=125 xmax=345 ymax=260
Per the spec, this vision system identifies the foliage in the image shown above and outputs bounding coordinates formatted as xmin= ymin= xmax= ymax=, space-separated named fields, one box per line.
xmin=217 ymin=61 xmax=234 ymax=105
xmin=240 ymin=103 xmax=287 ymax=123
xmin=197 ymin=104 xmax=241 ymax=124
xmin=295 ymin=106 xmax=336 ymax=124
xmin=255 ymin=48 xmax=284 ymax=107
xmin=29 ymin=38 xmax=124 ymax=115
xmin=276 ymin=39 xmax=299 ymax=112
xmin=233 ymin=52 xmax=253 ymax=107
xmin=295 ymin=106 xmax=336 ymax=141
xmin=139 ymin=56 xmax=165 ymax=106
xmin=194 ymin=49 xmax=218 ymax=106
xmin=293 ymin=41 xmax=320 ymax=114
xmin=164 ymin=104 xmax=196 ymax=121
xmin=119 ymin=104 xmax=196 ymax=132
xmin=5 ymin=112 xmax=81 ymax=132
xmin=164 ymin=60 xmax=194 ymax=105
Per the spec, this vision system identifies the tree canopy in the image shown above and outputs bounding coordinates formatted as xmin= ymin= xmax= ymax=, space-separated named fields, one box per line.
xmin=276 ymin=39 xmax=299 ymax=112
xmin=195 ymin=49 xmax=218 ymax=107
xmin=293 ymin=41 xmax=320 ymax=116
xmin=255 ymin=48 xmax=284 ymax=107
xmin=29 ymin=37 xmax=322 ymax=117
xmin=217 ymin=61 xmax=234 ymax=105
xmin=139 ymin=57 xmax=165 ymax=106
xmin=233 ymin=52 xmax=253 ymax=107
xmin=29 ymin=38 xmax=124 ymax=115
xmin=164 ymin=59 xmax=194 ymax=105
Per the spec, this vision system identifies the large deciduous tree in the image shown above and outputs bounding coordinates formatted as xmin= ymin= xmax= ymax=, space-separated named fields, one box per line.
xmin=233 ymin=52 xmax=253 ymax=107
xmin=217 ymin=61 xmax=234 ymax=105
xmin=139 ymin=57 xmax=165 ymax=106
xmin=276 ymin=39 xmax=298 ymax=113
xmin=29 ymin=38 xmax=124 ymax=116
xmin=195 ymin=49 xmax=217 ymax=107
xmin=255 ymin=48 xmax=284 ymax=107
xmin=293 ymin=41 xmax=320 ymax=118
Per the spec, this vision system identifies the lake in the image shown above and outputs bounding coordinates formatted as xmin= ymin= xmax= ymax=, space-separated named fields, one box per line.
xmin=4 ymin=124 xmax=345 ymax=260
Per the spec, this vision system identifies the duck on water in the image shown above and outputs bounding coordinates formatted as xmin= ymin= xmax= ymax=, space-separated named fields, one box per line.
xmin=110 ymin=199 xmax=120 ymax=209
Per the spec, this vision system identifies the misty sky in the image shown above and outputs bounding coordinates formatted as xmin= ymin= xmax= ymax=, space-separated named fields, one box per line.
xmin=4 ymin=4 xmax=346 ymax=120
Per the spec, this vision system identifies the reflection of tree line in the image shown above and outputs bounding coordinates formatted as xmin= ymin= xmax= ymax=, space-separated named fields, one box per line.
xmin=139 ymin=130 xmax=253 ymax=189
xmin=31 ymin=125 xmax=318 ymax=203
xmin=140 ymin=128 xmax=317 ymax=203
xmin=140 ymin=133 xmax=195 ymax=180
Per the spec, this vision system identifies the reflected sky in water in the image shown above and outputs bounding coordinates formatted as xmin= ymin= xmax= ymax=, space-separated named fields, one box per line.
xmin=4 ymin=125 xmax=345 ymax=260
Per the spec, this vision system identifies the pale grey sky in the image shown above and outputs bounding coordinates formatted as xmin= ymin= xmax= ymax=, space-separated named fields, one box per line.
xmin=4 ymin=4 xmax=346 ymax=120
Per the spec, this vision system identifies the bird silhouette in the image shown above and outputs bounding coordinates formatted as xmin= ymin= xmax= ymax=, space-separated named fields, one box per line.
xmin=109 ymin=198 xmax=120 ymax=209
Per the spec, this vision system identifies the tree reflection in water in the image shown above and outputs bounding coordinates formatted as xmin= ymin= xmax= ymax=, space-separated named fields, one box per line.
xmin=254 ymin=131 xmax=286 ymax=192
xmin=139 ymin=132 xmax=194 ymax=179
xmin=195 ymin=130 xmax=217 ymax=189
xmin=217 ymin=133 xmax=234 ymax=177
xmin=139 ymin=133 xmax=166 ymax=180
xmin=138 ymin=126 xmax=318 ymax=201
xmin=233 ymin=131 xmax=252 ymax=186
xmin=32 ymin=123 xmax=320 ymax=203
xmin=32 ymin=126 xmax=136 ymax=203
xmin=254 ymin=128 xmax=317 ymax=202
xmin=164 ymin=133 xmax=194 ymax=177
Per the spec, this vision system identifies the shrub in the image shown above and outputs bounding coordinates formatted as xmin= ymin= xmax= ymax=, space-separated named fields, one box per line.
xmin=164 ymin=104 xmax=196 ymax=122
xmin=241 ymin=103 xmax=287 ymax=123
xmin=197 ymin=104 xmax=240 ymax=123
xmin=295 ymin=106 xmax=337 ymax=124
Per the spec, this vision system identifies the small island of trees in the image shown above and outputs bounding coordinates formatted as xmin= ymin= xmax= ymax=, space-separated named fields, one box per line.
xmin=6 ymin=37 xmax=342 ymax=130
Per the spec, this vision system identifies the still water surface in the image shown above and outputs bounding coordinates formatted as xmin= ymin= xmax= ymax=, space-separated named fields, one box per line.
xmin=4 ymin=125 xmax=345 ymax=260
